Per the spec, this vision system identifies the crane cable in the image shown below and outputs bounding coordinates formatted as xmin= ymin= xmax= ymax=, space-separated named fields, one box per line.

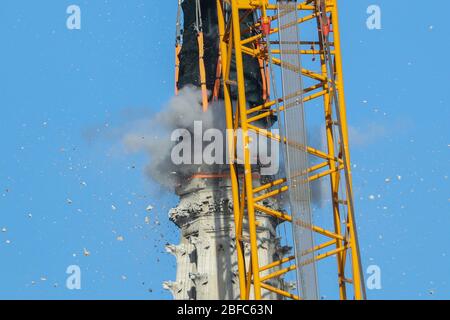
xmin=195 ymin=0 xmax=209 ymax=111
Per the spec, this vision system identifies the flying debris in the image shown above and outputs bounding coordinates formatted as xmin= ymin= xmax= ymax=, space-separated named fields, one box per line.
xmin=83 ymin=248 xmax=91 ymax=257
xmin=146 ymin=205 xmax=154 ymax=212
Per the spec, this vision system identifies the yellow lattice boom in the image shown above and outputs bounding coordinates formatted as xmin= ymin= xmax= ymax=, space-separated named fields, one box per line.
xmin=216 ymin=0 xmax=366 ymax=300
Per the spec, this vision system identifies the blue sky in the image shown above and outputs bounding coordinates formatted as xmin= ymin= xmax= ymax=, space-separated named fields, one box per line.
xmin=0 ymin=0 xmax=448 ymax=300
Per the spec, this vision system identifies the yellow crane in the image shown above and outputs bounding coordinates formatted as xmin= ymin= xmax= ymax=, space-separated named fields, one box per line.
xmin=173 ymin=0 xmax=365 ymax=300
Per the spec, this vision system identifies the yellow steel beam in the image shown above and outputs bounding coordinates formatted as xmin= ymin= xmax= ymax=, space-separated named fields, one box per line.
xmin=260 ymin=283 xmax=301 ymax=300
xmin=214 ymin=0 xmax=365 ymax=300
xmin=330 ymin=0 xmax=365 ymax=299
xmin=246 ymin=123 xmax=340 ymax=163
xmin=246 ymin=81 xmax=324 ymax=116
xmin=231 ymin=0 xmax=262 ymax=299
xmin=259 ymin=239 xmax=336 ymax=273
xmin=217 ymin=0 xmax=248 ymax=300
xmin=259 ymin=255 xmax=296 ymax=272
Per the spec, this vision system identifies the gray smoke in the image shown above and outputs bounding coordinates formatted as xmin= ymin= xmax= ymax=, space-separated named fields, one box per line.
xmin=307 ymin=126 xmax=331 ymax=208
xmin=120 ymin=86 xmax=328 ymax=207
xmin=123 ymin=86 xmax=226 ymax=190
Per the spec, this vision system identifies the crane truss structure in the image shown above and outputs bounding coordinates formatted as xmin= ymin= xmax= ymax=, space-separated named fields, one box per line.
xmin=217 ymin=0 xmax=366 ymax=300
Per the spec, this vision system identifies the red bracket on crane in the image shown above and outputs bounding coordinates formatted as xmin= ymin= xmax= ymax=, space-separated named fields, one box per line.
xmin=261 ymin=16 xmax=271 ymax=36
xmin=322 ymin=16 xmax=332 ymax=37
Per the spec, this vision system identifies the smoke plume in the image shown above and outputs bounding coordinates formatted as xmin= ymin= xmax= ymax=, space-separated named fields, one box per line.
xmin=123 ymin=86 xmax=225 ymax=189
